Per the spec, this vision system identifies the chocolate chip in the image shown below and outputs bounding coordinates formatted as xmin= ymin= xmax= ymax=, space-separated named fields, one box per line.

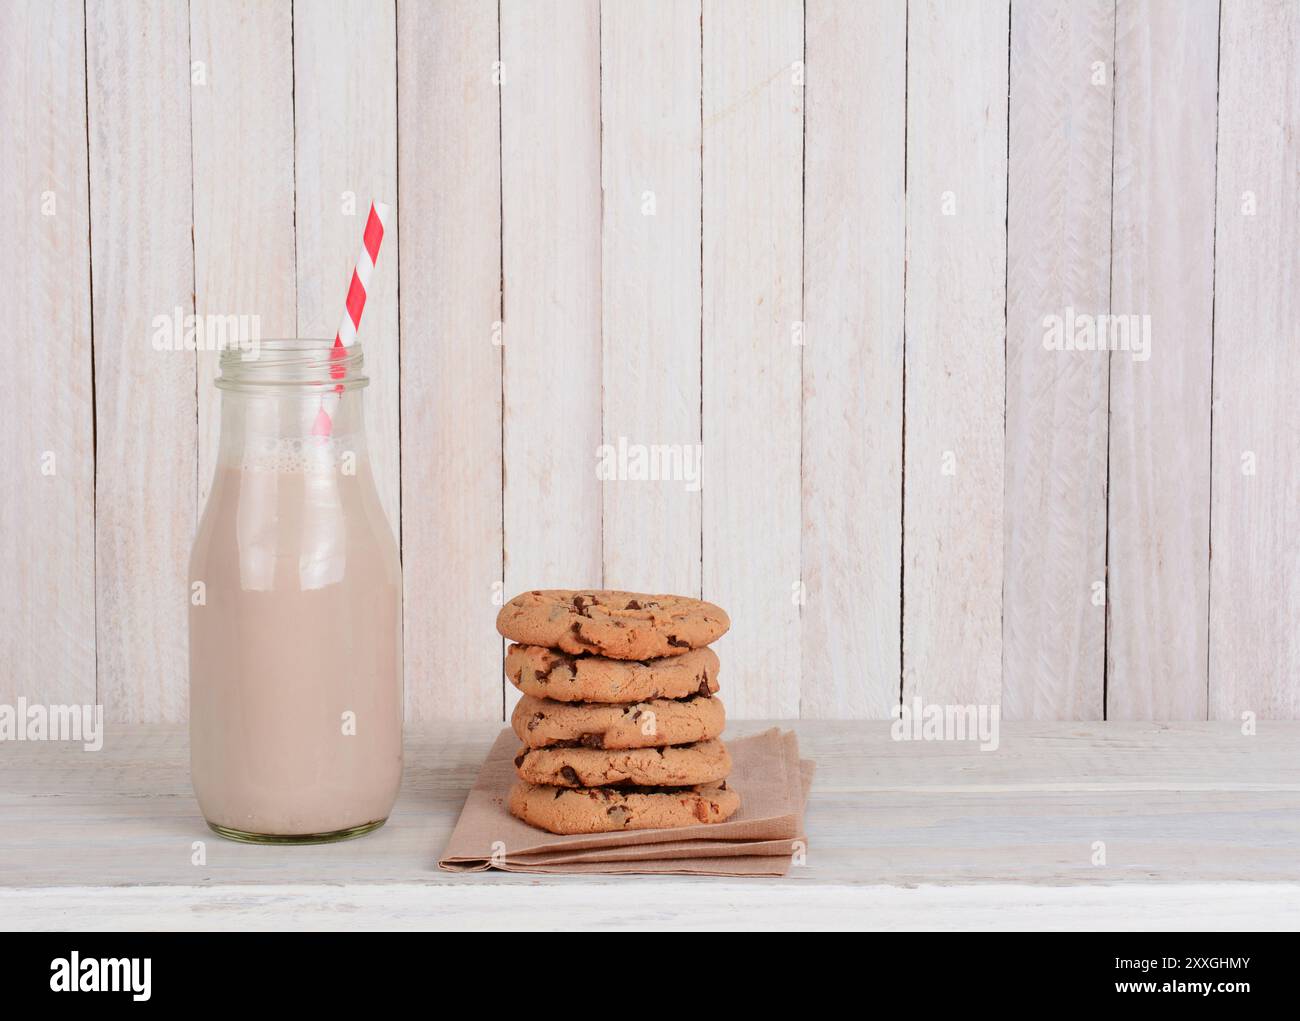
xmin=631 ymin=709 xmax=642 ymax=722
xmin=667 ymin=635 xmax=689 ymax=648
xmin=718 ymin=781 xmax=727 ymax=790
xmin=564 ymin=624 xmax=601 ymax=653
xmin=697 ymin=679 xmax=711 ymax=697
xmin=553 ymin=788 xmax=564 ymax=799
xmin=578 ymin=733 xmax=604 ymax=749
xmin=560 ymin=766 xmax=580 ymax=784
xmin=545 ymin=652 xmax=578 ymax=681
xmin=625 ymin=599 xmax=642 ymax=610
xmin=513 ymin=752 xmax=526 ymax=767
xmin=527 ymin=713 xmax=544 ymax=730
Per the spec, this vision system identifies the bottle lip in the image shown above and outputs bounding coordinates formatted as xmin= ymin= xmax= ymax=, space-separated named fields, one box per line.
xmin=216 ymin=338 xmax=369 ymax=393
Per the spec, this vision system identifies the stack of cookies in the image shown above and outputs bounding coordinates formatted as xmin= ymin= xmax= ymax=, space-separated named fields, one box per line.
xmin=497 ymin=589 xmax=738 ymax=835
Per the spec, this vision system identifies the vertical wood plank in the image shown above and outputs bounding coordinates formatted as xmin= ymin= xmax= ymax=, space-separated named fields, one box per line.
xmin=801 ymin=0 xmax=905 ymax=718
xmin=1003 ymin=0 xmax=1112 ymax=720
xmin=903 ymin=0 xmax=1009 ymax=708
xmin=0 ymin=0 xmax=96 ymax=708
xmin=1107 ymin=0 xmax=1217 ymax=720
xmin=398 ymin=0 xmax=503 ymax=721
xmin=190 ymin=0 xmax=297 ymax=505
xmin=86 ymin=0 xmax=197 ymax=722
xmin=600 ymin=0 xmax=702 ymax=597
xmin=500 ymin=0 xmax=603 ymax=714
xmin=702 ymin=0 xmax=803 ymax=718
xmin=294 ymin=0 xmax=400 ymax=537
xmin=1210 ymin=0 xmax=1300 ymax=719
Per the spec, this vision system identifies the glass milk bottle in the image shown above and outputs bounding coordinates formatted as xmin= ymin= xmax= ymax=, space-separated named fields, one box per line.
xmin=189 ymin=340 xmax=403 ymax=843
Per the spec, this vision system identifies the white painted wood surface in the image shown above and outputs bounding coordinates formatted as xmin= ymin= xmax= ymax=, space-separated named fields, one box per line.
xmin=600 ymin=0 xmax=702 ymax=598
xmin=397 ymin=0 xmax=503 ymax=721
xmin=0 ymin=0 xmax=96 ymax=710
xmin=702 ymin=0 xmax=804 ymax=718
xmin=86 ymin=0 xmax=197 ymax=724
xmin=189 ymin=0 xmax=298 ymax=507
xmin=1107 ymin=0 xmax=1218 ymax=720
xmin=4 ymin=721 xmax=1299 ymax=930
xmin=499 ymin=0 xmax=603 ymax=717
xmin=7 ymin=882 xmax=1299 ymax=933
xmin=6 ymin=2 xmax=1300 ymax=723
xmin=801 ymin=0 xmax=906 ymax=718
xmin=903 ymin=1 xmax=1010 ymax=708
xmin=1210 ymin=0 xmax=1300 ymax=720
xmin=1003 ymin=0 xmax=1112 ymax=720
xmin=293 ymin=0 xmax=401 ymax=536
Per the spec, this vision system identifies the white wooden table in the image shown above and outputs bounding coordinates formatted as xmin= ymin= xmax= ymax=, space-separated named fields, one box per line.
xmin=3 ymin=721 xmax=1298 ymax=931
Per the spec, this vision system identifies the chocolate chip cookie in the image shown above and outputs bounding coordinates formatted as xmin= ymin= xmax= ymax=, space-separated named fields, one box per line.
xmin=513 ymin=738 xmax=732 ymax=788
xmin=506 ymin=644 xmax=720 ymax=703
xmin=496 ymin=589 xmax=730 ymax=659
xmin=508 ymin=780 xmax=741 ymax=834
xmin=510 ymin=692 xmax=726 ymax=750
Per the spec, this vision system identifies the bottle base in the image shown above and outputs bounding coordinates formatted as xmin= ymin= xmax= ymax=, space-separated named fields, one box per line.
xmin=207 ymin=818 xmax=388 ymax=845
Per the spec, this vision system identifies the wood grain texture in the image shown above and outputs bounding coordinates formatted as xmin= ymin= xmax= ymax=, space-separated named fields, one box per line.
xmin=1210 ymin=0 xmax=1300 ymax=719
xmin=1107 ymin=0 xmax=1217 ymax=720
xmin=903 ymin=0 xmax=1010 ymax=708
xmin=189 ymin=0 xmax=297 ymax=506
xmin=5 ymin=722 xmax=1300 ymax=930
xmin=801 ymin=0 xmax=905 ymax=718
xmin=702 ymin=0 xmax=804 ymax=718
xmin=500 ymin=0 xmax=604 ymax=714
xmin=85 ymin=0 xmax=197 ymax=723
xmin=600 ymin=0 xmax=702 ymax=596
xmin=1003 ymin=1 xmax=1112 ymax=721
xmin=11 ymin=3 xmax=1300 ymax=724
xmin=397 ymin=0 xmax=503 ymax=721
xmin=294 ymin=0 xmax=401 ymax=537
xmin=0 ymin=0 xmax=96 ymax=708
xmin=9 ymin=883 xmax=1300 ymax=932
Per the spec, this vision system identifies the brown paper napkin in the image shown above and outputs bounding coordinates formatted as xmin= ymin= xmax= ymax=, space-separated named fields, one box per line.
xmin=439 ymin=727 xmax=813 ymax=876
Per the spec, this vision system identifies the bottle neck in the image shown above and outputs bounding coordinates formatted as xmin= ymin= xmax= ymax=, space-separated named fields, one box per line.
xmin=213 ymin=338 xmax=372 ymax=472
xmin=216 ymin=389 xmax=369 ymax=472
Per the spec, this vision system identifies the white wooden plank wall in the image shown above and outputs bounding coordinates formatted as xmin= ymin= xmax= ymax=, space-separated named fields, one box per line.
xmin=1107 ymin=0 xmax=1218 ymax=720
xmin=600 ymin=0 xmax=702 ymax=599
xmin=902 ymin=0 xmax=1010 ymax=709
xmin=397 ymin=0 xmax=503 ymax=721
xmin=499 ymin=0 xmax=604 ymax=719
xmin=86 ymin=0 xmax=197 ymax=723
xmin=802 ymin=0 xmax=905 ymax=719
xmin=294 ymin=0 xmax=401 ymax=535
xmin=703 ymin=0 xmax=804 ymax=719
xmin=1003 ymin=0 xmax=1112 ymax=721
xmin=1210 ymin=0 xmax=1300 ymax=719
xmin=3 ymin=0 xmax=1298 ymax=723
xmin=189 ymin=0 xmax=298 ymax=516
xmin=0 ymin=0 xmax=97 ymax=710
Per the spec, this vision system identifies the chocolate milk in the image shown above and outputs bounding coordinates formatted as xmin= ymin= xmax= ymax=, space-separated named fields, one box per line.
xmin=189 ymin=433 xmax=402 ymax=840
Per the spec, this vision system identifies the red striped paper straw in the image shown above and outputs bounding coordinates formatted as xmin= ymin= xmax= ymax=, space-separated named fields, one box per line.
xmin=312 ymin=200 xmax=391 ymax=438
